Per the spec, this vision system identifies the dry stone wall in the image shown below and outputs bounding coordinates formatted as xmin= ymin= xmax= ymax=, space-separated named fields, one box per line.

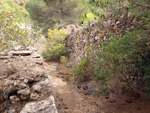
xmin=65 ymin=14 xmax=135 ymax=67
xmin=66 ymin=25 xmax=103 ymax=67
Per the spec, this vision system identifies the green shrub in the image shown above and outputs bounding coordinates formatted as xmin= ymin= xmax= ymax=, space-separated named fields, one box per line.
xmin=0 ymin=0 xmax=41 ymax=51
xmin=94 ymin=30 xmax=150 ymax=96
xmin=19 ymin=0 xmax=25 ymax=6
xmin=73 ymin=29 xmax=150 ymax=96
xmin=72 ymin=56 xmax=94 ymax=81
xmin=42 ymin=29 xmax=68 ymax=60
xmin=73 ymin=0 xmax=150 ymax=97
xmin=60 ymin=56 xmax=68 ymax=64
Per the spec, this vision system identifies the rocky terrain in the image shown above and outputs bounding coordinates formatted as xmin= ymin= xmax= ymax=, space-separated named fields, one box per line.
xmin=0 ymin=48 xmax=150 ymax=113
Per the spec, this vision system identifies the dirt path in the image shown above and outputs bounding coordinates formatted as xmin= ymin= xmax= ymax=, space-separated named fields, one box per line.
xmin=43 ymin=61 xmax=150 ymax=113
xmin=0 ymin=51 xmax=150 ymax=113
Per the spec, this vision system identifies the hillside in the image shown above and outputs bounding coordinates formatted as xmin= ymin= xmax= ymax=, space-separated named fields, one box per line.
xmin=0 ymin=0 xmax=150 ymax=113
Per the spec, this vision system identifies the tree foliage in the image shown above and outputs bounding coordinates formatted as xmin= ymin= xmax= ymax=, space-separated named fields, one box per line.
xmin=26 ymin=0 xmax=80 ymax=33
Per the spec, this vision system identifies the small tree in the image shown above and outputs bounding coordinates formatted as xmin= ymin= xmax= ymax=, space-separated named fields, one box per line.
xmin=26 ymin=0 xmax=80 ymax=33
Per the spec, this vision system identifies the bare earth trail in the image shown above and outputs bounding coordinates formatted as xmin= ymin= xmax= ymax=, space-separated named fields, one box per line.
xmin=0 ymin=51 xmax=150 ymax=113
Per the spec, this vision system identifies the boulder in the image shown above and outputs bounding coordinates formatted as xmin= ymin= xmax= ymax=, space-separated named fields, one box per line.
xmin=3 ymin=80 xmax=28 ymax=99
xmin=32 ymin=79 xmax=51 ymax=93
xmin=9 ymin=95 xmax=20 ymax=104
xmin=20 ymin=96 xmax=58 ymax=113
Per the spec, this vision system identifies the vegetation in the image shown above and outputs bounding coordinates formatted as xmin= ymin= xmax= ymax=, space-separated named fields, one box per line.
xmin=0 ymin=0 xmax=41 ymax=51
xmin=25 ymin=0 xmax=80 ymax=33
xmin=73 ymin=0 xmax=150 ymax=96
xmin=0 ymin=0 xmax=150 ymax=98
xmin=42 ymin=29 xmax=68 ymax=60
xmin=60 ymin=56 xmax=68 ymax=64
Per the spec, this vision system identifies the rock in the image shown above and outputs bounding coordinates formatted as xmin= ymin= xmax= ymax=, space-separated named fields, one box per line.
xmin=126 ymin=98 xmax=132 ymax=103
xmin=8 ymin=109 xmax=16 ymax=113
xmin=0 ymin=64 xmax=17 ymax=76
xmin=35 ymin=61 xmax=43 ymax=65
xmin=14 ymin=46 xmax=22 ymax=51
xmin=17 ymin=88 xmax=30 ymax=96
xmin=20 ymin=95 xmax=28 ymax=100
xmin=32 ymin=52 xmax=40 ymax=58
xmin=3 ymin=80 xmax=28 ymax=100
xmin=24 ymin=79 xmax=29 ymax=84
xmin=0 ymin=51 xmax=8 ymax=56
xmin=109 ymin=99 xmax=116 ymax=103
xmin=32 ymin=84 xmax=42 ymax=93
xmin=32 ymin=79 xmax=51 ymax=93
xmin=17 ymin=88 xmax=30 ymax=100
xmin=30 ymin=93 xmax=40 ymax=100
xmin=9 ymin=95 xmax=20 ymax=104
xmin=20 ymin=96 xmax=58 ymax=113
xmin=3 ymin=80 xmax=17 ymax=99
xmin=17 ymin=83 xmax=27 ymax=89
xmin=11 ymin=51 xmax=32 ymax=56
xmin=0 ymin=56 xmax=10 ymax=59
xmin=0 ymin=89 xmax=4 ymax=104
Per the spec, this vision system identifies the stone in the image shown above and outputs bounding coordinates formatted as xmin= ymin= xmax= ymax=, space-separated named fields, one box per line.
xmin=3 ymin=80 xmax=28 ymax=100
xmin=35 ymin=61 xmax=43 ymax=65
xmin=11 ymin=51 xmax=32 ymax=56
xmin=0 ymin=89 xmax=4 ymax=104
xmin=3 ymin=80 xmax=17 ymax=99
xmin=32 ymin=84 xmax=42 ymax=93
xmin=20 ymin=96 xmax=58 ymax=113
xmin=109 ymin=99 xmax=116 ymax=103
xmin=30 ymin=93 xmax=40 ymax=100
xmin=0 ymin=56 xmax=10 ymax=59
xmin=14 ymin=46 xmax=21 ymax=51
xmin=17 ymin=88 xmax=30 ymax=100
xmin=0 ymin=51 xmax=8 ymax=56
xmin=32 ymin=52 xmax=40 ymax=58
xmin=8 ymin=109 xmax=16 ymax=113
xmin=24 ymin=78 xmax=29 ymax=84
xmin=17 ymin=88 xmax=30 ymax=96
xmin=17 ymin=83 xmax=27 ymax=89
xmin=32 ymin=79 xmax=51 ymax=93
xmin=126 ymin=98 xmax=132 ymax=103
xmin=9 ymin=95 xmax=20 ymax=104
xmin=20 ymin=95 xmax=28 ymax=100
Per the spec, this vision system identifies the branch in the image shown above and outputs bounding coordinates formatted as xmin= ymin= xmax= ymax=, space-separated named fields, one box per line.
xmin=130 ymin=0 xmax=150 ymax=9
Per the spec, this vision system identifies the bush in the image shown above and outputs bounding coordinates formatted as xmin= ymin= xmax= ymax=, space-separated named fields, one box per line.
xmin=78 ymin=12 xmax=98 ymax=25
xmin=72 ymin=56 xmax=94 ymax=81
xmin=19 ymin=0 xmax=25 ymax=6
xmin=60 ymin=56 xmax=68 ymax=64
xmin=73 ymin=0 xmax=150 ymax=97
xmin=42 ymin=29 xmax=68 ymax=60
xmin=0 ymin=0 xmax=41 ymax=51
xmin=73 ymin=29 xmax=150 ymax=96
xmin=95 ymin=30 xmax=150 ymax=95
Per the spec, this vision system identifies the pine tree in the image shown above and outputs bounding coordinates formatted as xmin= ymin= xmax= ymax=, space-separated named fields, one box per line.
xmin=26 ymin=0 xmax=80 ymax=33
